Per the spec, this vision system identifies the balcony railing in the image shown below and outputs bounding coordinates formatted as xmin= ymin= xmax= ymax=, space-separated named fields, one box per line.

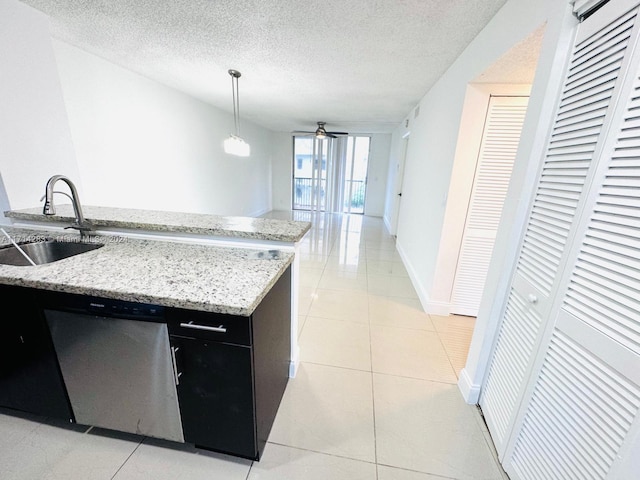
xmin=293 ymin=177 xmax=365 ymax=213
xmin=293 ymin=177 xmax=325 ymax=210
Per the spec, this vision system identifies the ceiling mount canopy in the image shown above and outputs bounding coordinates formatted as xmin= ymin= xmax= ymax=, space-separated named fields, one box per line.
xmin=224 ymin=69 xmax=250 ymax=157
xmin=293 ymin=122 xmax=349 ymax=140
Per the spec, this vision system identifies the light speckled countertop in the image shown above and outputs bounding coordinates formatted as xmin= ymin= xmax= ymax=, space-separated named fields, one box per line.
xmin=0 ymin=227 xmax=293 ymax=316
xmin=5 ymin=205 xmax=311 ymax=243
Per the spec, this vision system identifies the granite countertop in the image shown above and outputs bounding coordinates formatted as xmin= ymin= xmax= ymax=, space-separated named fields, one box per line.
xmin=5 ymin=205 xmax=311 ymax=243
xmin=0 ymin=227 xmax=293 ymax=316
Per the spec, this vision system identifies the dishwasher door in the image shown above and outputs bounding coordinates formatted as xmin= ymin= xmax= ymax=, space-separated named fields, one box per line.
xmin=45 ymin=310 xmax=184 ymax=443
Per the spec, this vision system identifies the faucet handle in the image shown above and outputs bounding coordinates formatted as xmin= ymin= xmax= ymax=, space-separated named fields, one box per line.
xmin=65 ymin=221 xmax=96 ymax=239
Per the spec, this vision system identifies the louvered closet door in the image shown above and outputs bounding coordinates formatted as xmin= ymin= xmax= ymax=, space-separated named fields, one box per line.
xmin=451 ymin=95 xmax=529 ymax=317
xmin=506 ymin=38 xmax=640 ymax=479
xmin=479 ymin=0 xmax=640 ymax=459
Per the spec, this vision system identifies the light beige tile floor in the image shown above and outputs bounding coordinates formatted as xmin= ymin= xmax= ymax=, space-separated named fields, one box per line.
xmin=0 ymin=211 xmax=505 ymax=480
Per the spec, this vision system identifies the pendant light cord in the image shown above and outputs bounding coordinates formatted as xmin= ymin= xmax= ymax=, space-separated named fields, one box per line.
xmin=229 ymin=69 xmax=241 ymax=137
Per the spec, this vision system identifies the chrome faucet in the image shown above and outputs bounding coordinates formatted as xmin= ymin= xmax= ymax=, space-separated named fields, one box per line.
xmin=43 ymin=175 xmax=94 ymax=237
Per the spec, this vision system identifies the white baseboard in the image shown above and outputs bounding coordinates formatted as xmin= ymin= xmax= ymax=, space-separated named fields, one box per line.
xmin=395 ymin=242 xmax=453 ymax=316
xmin=288 ymin=344 xmax=300 ymax=378
xmin=383 ymin=215 xmax=392 ymax=234
xmin=395 ymin=242 xmax=430 ymax=309
xmin=248 ymin=206 xmax=272 ymax=218
xmin=424 ymin=300 xmax=451 ymax=316
xmin=458 ymin=368 xmax=481 ymax=404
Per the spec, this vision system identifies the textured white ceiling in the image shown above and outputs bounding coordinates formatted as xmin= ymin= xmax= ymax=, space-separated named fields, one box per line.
xmin=20 ymin=0 xmax=510 ymax=133
xmin=473 ymin=24 xmax=545 ymax=84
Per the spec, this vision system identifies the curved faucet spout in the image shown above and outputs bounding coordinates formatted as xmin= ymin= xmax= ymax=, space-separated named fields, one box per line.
xmin=43 ymin=175 xmax=94 ymax=237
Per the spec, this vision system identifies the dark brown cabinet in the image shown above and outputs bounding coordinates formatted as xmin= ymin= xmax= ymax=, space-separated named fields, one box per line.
xmin=0 ymin=265 xmax=291 ymax=461
xmin=167 ymin=266 xmax=291 ymax=460
xmin=0 ymin=285 xmax=72 ymax=420
xmin=169 ymin=336 xmax=256 ymax=457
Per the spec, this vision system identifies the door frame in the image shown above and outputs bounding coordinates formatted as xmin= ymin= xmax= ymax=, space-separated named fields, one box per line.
xmin=389 ymin=133 xmax=410 ymax=235
xmin=450 ymin=94 xmax=530 ymax=317
xmin=429 ymin=83 xmax=532 ymax=316
xmin=457 ymin=3 xmax=579 ymax=404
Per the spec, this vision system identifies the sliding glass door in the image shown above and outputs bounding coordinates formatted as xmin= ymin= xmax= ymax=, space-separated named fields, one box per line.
xmin=292 ymin=135 xmax=370 ymax=213
xmin=292 ymin=137 xmax=327 ymax=211
xmin=343 ymin=136 xmax=369 ymax=214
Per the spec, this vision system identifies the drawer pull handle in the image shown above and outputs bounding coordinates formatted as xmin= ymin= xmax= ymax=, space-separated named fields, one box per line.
xmin=180 ymin=322 xmax=227 ymax=333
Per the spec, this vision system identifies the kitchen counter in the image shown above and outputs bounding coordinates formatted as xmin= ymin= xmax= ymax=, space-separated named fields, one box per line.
xmin=5 ymin=205 xmax=311 ymax=243
xmin=0 ymin=227 xmax=293 ymax=316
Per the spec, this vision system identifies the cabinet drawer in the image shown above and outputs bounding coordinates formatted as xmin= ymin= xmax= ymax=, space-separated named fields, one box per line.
xmin=166 ymin=308 xmax=251 ymax=346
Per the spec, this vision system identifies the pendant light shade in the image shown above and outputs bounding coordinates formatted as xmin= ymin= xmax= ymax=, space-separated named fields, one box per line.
xmin=224 ymin=135 xmax=250 ymax=156
xmin=224 ymin=69 xmax=250 ymax=157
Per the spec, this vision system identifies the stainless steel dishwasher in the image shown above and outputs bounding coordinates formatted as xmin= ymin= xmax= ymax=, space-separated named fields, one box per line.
xmin=45 ymin=297 xmax=184 ymax=443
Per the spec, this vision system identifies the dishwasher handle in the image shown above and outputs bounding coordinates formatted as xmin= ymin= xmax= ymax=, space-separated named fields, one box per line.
xmin=170 ymin=346 xmax=182 ymax=386
xmin=179 ymin=321 xmax=227 ymax=333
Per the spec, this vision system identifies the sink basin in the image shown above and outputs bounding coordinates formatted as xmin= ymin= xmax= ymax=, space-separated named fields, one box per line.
xmin=0 ymin=239 xmax=104 ymax=266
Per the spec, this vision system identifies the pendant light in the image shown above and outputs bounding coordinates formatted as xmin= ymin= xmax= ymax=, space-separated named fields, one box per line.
xmin=224 ymin=69 xmax=250 ymax=157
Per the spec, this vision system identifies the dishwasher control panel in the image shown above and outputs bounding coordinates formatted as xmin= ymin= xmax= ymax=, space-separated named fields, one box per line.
xmin=40 ymin=291 xmax=165 ymax=322
xmin=87 ymin=299 xmax=164 ymax=319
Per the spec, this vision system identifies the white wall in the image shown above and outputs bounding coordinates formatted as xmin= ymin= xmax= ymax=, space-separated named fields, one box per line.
xmin=0 ymin=0 xmax=82 ymax=216
xmin=389 ymin=0 xmax=559 ymax=312
xmin=52 ymin=40 xmax=273 ymax=217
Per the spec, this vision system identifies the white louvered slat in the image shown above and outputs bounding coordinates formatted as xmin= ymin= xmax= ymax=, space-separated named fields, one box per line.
xmin=480 ymin=289 xmax=543 ymax=444
xmin=574 ymin=0 xmax=609 ymax=19
xmin=451 ymin=97 xmax=528 ymax=316
xmin=516 ymin=10 xmax=636 ymax=295
xmin=510 ymin=327 xmax=640 ymax=480
xmin=564 ymin=71 xmax=640 ymax=356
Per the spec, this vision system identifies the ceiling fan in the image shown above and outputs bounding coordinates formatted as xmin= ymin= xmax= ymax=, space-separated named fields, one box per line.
xmin=292 ymin=122 xmax=349 ymax=139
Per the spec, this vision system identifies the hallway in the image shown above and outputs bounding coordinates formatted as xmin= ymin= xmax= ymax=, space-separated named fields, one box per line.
xmin=261 ymin=211 xmax=506 ymax=479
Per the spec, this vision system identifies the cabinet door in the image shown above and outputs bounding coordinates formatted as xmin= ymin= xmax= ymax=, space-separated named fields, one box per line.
xmin=0 ymin=320 xmax=22 ymax=407
xmin=171 ymin=336 xmax=257 ymax=459
xmin=0 ymin=286 xmax=72 ymax=420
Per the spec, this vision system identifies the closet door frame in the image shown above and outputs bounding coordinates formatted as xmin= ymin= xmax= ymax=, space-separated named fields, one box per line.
xmin=451 ymin=95 xmax=530 ymax=317
xmin=457 ymin=0 xmax=579 ymax=406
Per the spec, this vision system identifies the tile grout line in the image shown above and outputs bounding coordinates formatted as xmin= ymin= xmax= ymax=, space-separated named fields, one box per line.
xmin=431 ymin=314 xmax=467 ymax=383
xmin=109 ymin=437 xmax=144 ymax=480
xmin=289 ymin=214 xmax=488 ymax=478
xmin=375 ymin=460 xmax=461 ymax=479
xmin=366 ymin=292 xmax=379 ymax=479
xmin=369 ymin=343 xmax=380 ymax=480
xmin=266 ymin=441 xmax=379 ymax=466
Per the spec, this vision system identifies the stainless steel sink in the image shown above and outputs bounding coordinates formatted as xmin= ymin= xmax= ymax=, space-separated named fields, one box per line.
xmin=0 ymin=239 xmax=104 ymax=266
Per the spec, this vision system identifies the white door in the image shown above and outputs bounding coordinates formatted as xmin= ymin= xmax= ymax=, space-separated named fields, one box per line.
xmin=504 ymin=18 xmax=640 ymax=476
xmin=480 ymin=0 xmax=640 ymax=459
xmin=451 ymin=95 xmax=529 ymax=317
xmin=390 ymin=136 xmax=409 ymax=236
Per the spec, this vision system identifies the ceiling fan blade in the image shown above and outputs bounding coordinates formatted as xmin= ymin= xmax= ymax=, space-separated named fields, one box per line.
xmin=328 ymin=131 xmax=349 ymax=135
